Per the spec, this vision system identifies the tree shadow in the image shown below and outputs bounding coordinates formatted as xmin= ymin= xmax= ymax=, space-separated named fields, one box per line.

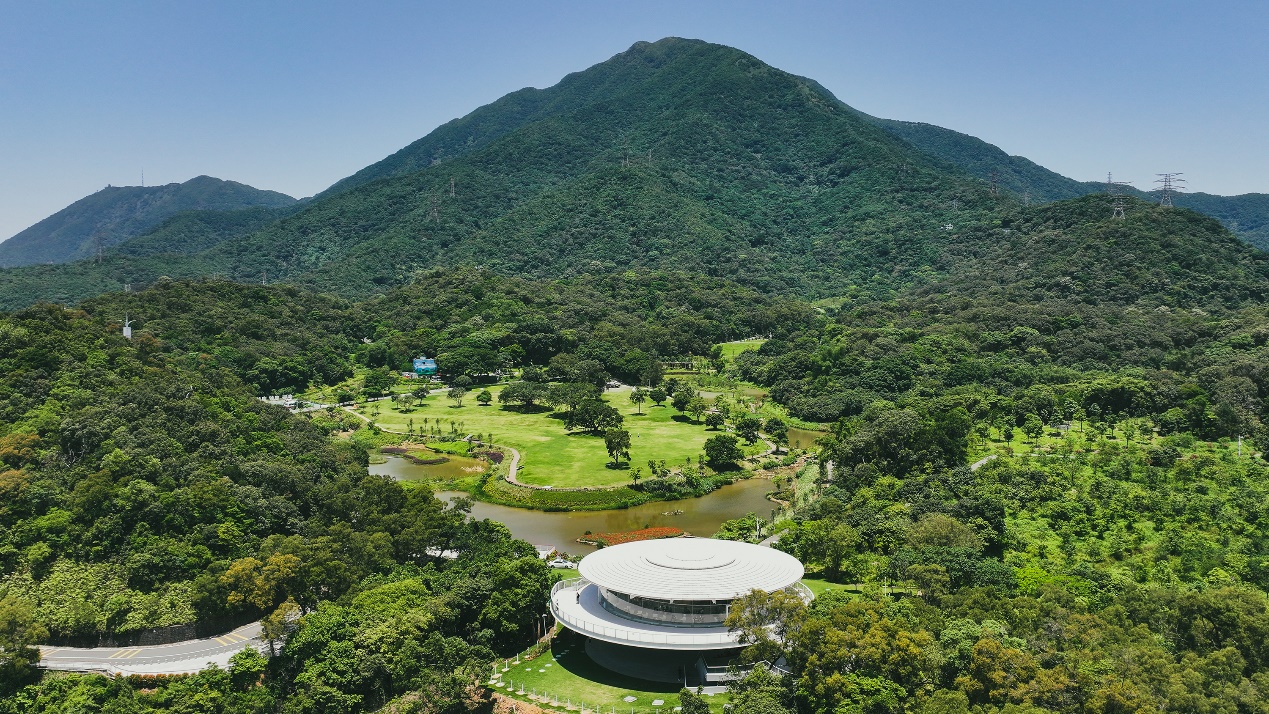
xmin=500 ymin=404 xmax=553 ymax=414
xmin=670 ymin=415 xmax=695 ymax=424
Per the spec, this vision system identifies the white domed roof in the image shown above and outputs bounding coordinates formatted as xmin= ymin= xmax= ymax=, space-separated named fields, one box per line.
xmin=578 ymin=538 xmax=804 ymax=601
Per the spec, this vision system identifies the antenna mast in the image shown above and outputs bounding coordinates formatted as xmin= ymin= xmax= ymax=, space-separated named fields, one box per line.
xmin=1155 ymin=173 xmax=1185 ymax=207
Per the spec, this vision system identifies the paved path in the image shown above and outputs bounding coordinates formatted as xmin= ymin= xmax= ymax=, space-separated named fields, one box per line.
xmin=970 ymin=454 xmax=998 ymax=471
xmin=40 ymin=622 xmax=265 ymax=675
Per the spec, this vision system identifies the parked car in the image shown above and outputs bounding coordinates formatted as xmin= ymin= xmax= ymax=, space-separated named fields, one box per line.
xmin=548 ymin=558 xmax=574 ymax=569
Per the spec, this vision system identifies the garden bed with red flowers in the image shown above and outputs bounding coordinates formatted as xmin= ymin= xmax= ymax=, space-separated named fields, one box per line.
xmin=577 ymin=526 xmax=685 ymax=547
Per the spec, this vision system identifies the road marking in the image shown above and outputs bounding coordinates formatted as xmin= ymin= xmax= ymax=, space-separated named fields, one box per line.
xmin=109 ymin=649 xmax=142 ymax=659
xmin=42 ymin=648 xmax=60 ymax=657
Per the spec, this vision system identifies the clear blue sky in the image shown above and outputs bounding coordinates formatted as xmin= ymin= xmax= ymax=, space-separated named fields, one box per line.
xmin=2 ymin=1 xmax=1266 ymax=240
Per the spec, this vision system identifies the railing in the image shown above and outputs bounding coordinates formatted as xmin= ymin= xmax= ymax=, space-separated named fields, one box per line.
xmin=790 ymin=581 xmax=815 ymax=603
xmin=550 ymin=578 xmax=738 ymax=647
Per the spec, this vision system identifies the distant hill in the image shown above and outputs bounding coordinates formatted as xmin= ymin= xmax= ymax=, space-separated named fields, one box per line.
xmin=0 ymin=175 xmax=296 ymax=267
xmin=862 ymin=116 xmax=1269 ymax=250
xmin=915 ymin=194 xmax=1269 ymax=309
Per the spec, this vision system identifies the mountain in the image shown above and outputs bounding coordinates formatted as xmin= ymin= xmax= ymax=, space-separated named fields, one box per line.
xmin=0 ymin=38 xmax=1004 ymax=307
xmin=863 ymin=116 xmax=1269 ymax=250
xmin=0 ymin=175 xmax=297 ymax=267
xmin=0 ymin=37 xmax=1265 ymax=312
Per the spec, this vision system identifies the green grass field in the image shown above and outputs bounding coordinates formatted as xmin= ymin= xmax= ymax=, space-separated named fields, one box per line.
xmin=355 ymin=385 xmax=724 ymax=489
xmin=717 ymin=339 xmax=766 ymax=361
xmin=492 ymin=637 xmax=728 ymax=713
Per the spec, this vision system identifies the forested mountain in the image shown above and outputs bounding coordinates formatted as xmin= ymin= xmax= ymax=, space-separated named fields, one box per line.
xmin=0 ymin=176 xmax=297 ymax=268
xmin=866 ymin=115 xmax=1269 ymax=250
xmin=0 ymin=38 xmax=1002 ymax=306
xmin=2 ymin=38 xmax=1266 ymax=310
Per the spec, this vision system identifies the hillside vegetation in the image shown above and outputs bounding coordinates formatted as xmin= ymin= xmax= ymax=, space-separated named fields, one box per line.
xmin=0 ymin=176 xmax=295 ymax=268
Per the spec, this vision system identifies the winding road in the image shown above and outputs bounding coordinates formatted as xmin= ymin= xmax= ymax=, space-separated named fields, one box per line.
xmin=39 ymin=622 xmax=266 ymax=675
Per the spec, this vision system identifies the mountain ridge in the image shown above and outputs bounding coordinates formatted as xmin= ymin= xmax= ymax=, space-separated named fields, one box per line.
xmin=0 ymin=37 xmax=1264 ymax=311
xmin=0 ymin=175 xmax=296 ymax=267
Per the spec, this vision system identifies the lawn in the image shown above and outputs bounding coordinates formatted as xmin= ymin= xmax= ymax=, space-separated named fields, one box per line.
xmin=492 ymin=635 xmax=728 ymax=713
xmin=717 ymin=339 xmax=766 ymax=362
xmin=354 ymin=385 xmax=722 ymax=489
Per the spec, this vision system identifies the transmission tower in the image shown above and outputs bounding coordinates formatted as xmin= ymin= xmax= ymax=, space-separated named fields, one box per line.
xmin=429 ymin=194 xmax=440 ymax=222
xmin=1155 ymin=173 xmax=1185 ymax=207
xmin=1102 ymin=173 xmax=1133 ymax=218
xmin=449 ymin=177 xmax=455 ymax=197
xmin=92 ymin=231 xmax=106 ymax=264
xmin=989 ymin=170 xmax=1000 ymax=196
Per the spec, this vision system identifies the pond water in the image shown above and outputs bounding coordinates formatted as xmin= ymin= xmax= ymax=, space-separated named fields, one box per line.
xmin=785 ymin=426 xmax=827 ymax=451
xmin=433 ymin=477 xmax=777 ymax=554
xmin=371 ymin=454 xmax=779 ymax=555
xmin=370 ymin=454 xmax=489 ymax=482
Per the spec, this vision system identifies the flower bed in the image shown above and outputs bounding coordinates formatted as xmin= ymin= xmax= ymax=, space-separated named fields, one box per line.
xmin=578 ymin=527 xmax=685 ymax=547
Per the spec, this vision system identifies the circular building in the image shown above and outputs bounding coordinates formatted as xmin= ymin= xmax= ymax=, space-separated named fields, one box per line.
xmin=550 ymin=538 xmax=810 ymax=683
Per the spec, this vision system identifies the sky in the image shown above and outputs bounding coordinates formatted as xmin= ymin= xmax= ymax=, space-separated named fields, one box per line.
xmin=2 ymin=0 xmax=1267 ymax=240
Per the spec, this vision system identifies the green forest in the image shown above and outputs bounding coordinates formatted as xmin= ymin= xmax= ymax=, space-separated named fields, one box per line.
xmin=1 ymin=35 xmax=1268 ymax=714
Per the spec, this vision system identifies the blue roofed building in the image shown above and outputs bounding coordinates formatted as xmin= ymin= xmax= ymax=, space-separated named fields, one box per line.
xmin=412 ymin=356 xmax=438 ymax=375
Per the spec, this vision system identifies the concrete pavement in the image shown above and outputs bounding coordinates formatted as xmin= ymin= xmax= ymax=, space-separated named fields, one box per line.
xmin=39 ymin=622 xmax=267 ymax=675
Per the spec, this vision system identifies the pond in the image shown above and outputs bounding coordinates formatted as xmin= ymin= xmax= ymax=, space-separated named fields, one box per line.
xmin=434 ymin=477 xmax=777 ymax=555
xmin=370 ymin=454 xmax=489 ymax=482
xmin=785 ymin=426 xmax=827 ymax=451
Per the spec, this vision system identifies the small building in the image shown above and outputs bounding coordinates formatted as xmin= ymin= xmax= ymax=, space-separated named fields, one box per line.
xmin=412 ymin=356 xmax=438 ymax=376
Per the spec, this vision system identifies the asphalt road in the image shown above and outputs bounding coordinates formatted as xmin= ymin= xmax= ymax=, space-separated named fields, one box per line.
xmin=39 ymin=622 xmax=265 ymax=675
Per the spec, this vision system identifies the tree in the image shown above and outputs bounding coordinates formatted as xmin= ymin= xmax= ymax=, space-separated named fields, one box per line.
xmin=908 ymin=564 xmax=950 ymax=603
xmin=453 ymin=375 xmax=473 ymax=389
xmin=476 ymin=389 xmax=493 ymax=406
xmin=642 ymin=359 xmax=664 ymax=388
xmin=672 ymin=389 xmax=693 ymax=414
xmin=679 ymin=688 xmax=712 ymax=714
xmin=1022 ymin=413 xmax=1044 ymax=443
xmin=725 ymin=588 xmax=806 ymax=664
xmin=449 ymin=387 xmax=467 ymax=407
xmin=765 ymin=417 xmax=788 ymax=452
xmin=0 ymin=595 xmax=47 ymax=695
xmin=261 ymin=597 xmax=301 ymax=656
xmin=569 ymin=399 xmax=624 ymax=433
xmin=335 ymin=388 xmax=355 ymax=405
xmin=361 ymin=367 xmax=395 ymax=398
xmin=604 ymin=428 xmax=632 ymax=466
xmin=411 ymin=385 xmax=430 ymax=400
xmin=397 ymin=394 xmax=417 ymax=412
xmin=688 ymin=396 xmax=708 ymax=424
xmin=649 ymin=386 xmax=668 ymax=406
xmin=499 ymin=380 xmax=550 ymax=409
xmin=704 ymin=434 xmax=743 ymax=467
xmin=629 ymin=387 xmax=647 ymax=414
xmin=705 ymin=411 xmax=726 ymax=430
xmin=736 ymin=415 xmax=762 ymax=444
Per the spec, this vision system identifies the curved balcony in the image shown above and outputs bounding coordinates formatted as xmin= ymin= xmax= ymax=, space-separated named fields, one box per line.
xmin=550 ymin=578 xmax=740 ymax=651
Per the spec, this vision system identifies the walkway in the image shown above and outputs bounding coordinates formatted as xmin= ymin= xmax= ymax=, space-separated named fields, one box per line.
xmin=40 ymin=622 xmax=266 ymax=676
